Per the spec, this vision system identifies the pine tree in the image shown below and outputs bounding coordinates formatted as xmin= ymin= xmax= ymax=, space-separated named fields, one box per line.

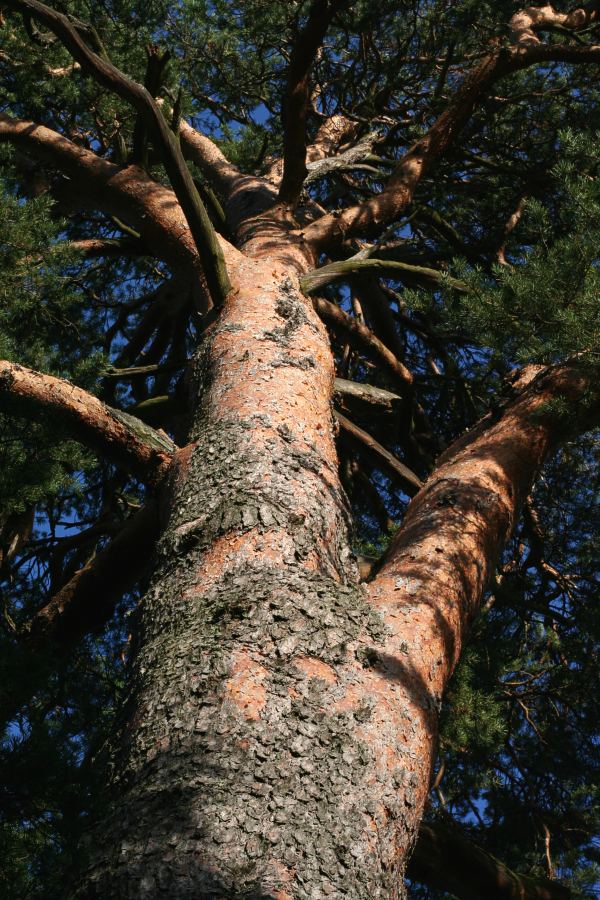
xmin=0 ymin=2 xmax=599 ymax=898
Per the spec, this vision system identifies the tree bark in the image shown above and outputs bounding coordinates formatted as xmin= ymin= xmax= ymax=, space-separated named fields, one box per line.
xmin=72 ymin=229 xmax=596 ymax=899
xmin=77 ymin=259 xmax=381 ymax=897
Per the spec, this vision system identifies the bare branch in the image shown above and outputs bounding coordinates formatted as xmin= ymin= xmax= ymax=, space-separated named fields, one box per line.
xmin=496 ymin=195 xmax=528 ymax=265
xmin=278 ymin=0 xmax=348 ymax=205
xmin=335 ymin=410 xmax=423 ymax=495
xmin=0 ymin=360 xmax=175 ymax=482
xmin=303 ymin=133 xmax=382 ymax=186
xmin=333 ymin=378 xmax=402 ymax=414
xmin=312 ymin=296 xmax=414 ymax=389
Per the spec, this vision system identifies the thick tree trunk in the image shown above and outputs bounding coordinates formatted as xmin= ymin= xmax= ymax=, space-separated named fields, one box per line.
xmin=79 ymin=260 xmax=418 ymax=898
xmin=74 ymin=253 xmax=593 ymax=898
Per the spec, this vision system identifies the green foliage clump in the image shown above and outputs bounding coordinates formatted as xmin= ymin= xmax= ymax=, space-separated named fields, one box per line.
xmin=447 ymin=132 xmax=600 ymax=368
xmin=440 ymin=644 xmax=507 ymax=760
xmin=0 ymin=181 xmax=105 ymax=525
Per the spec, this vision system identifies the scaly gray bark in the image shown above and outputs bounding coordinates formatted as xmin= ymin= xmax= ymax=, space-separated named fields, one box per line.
xmin=77 ymin=268 xmax=404 ymax=898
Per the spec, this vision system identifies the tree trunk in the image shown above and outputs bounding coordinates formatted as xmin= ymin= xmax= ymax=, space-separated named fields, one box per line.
xmin=78 ymin=260 xmax=417 ymax=898
xmin=74 ymin=255 xmax=593 ymax=898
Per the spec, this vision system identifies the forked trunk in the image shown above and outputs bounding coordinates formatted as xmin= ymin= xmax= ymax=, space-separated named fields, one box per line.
xmin=77 ymin=255 xmax=588 ymax=899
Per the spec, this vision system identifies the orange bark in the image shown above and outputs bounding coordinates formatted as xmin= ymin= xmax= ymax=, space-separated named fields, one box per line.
xmin=0 ymin=360 xmax=174 ymax=481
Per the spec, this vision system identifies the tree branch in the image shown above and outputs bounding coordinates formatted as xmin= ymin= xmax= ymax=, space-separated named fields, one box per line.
xmin=0 ymin=360 xmax=175 ymax=482
xmin=509 ymin=2 xmax=600 ymax=45
xmin=262 ymin=111 xmax=359 ymax=186
xmin=335 ymin=410 xmax=423 ymax=495
xmin=309 ymin=113 xmax=362 ymax=161
xmin=333 ymin=377 xmax=402 ymax=414
xmin=303 ymin=130 xmax=381 ymax=186
xmin=369 ymin=362 xmax=599 ymax=695
xmin=0 ymin=501 xmax=161 ymax=728
xmin=301 ymin=12 xmax=600 ymax=248
xmin=19 ymin=501 xmax=161 ymax=651
xmin=129 ymin=44 xmax=171 ymax=167
xmin=179 ymin=115 xmax=282 ymax=235
xmin=312 ymin=296 xmax=414 ymax=388
xmin=178 ymin=115 xmax=246 ymax=200
xmin=68 ymin=236 xmax=147 ymax=258
xmin=301 ymin=256 xmax=469 ymax=294
xmin=0 ymin=113 xmax=227 ymax=283
xmin=5 ymin=0 xmax=231 ymax=306
xmin=278 ymin=0 xmax=348 ymax=205
xmin=408 ymin=822 xmax=572 ymax=900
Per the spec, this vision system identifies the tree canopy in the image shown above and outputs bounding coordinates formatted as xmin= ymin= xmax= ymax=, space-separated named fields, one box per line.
xmin=0 ymin=2 xmax=599 ymax=898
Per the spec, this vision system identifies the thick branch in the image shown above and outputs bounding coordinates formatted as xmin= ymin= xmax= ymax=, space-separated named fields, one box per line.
xmin=370 ymin=363 xmax=599 ymax=690
xmin=409 ymin=822 xmax=571 ymax=900
xmin=278 ymin=0 xmax=347 ymax=205
xmin=309 ymin=113 xmax=361 ymax=161
xmin=0 ymin=113 xmax=228 ymax=282
xmin=164 ymin=103 xmax=287 ymax=246
xmin=6 ymin=0 xmax=231 ymax=306
xmin=0 ymin=360 xmax=175 ymax=482
xmin=178 ymin=116 xmax=245 ymax=199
